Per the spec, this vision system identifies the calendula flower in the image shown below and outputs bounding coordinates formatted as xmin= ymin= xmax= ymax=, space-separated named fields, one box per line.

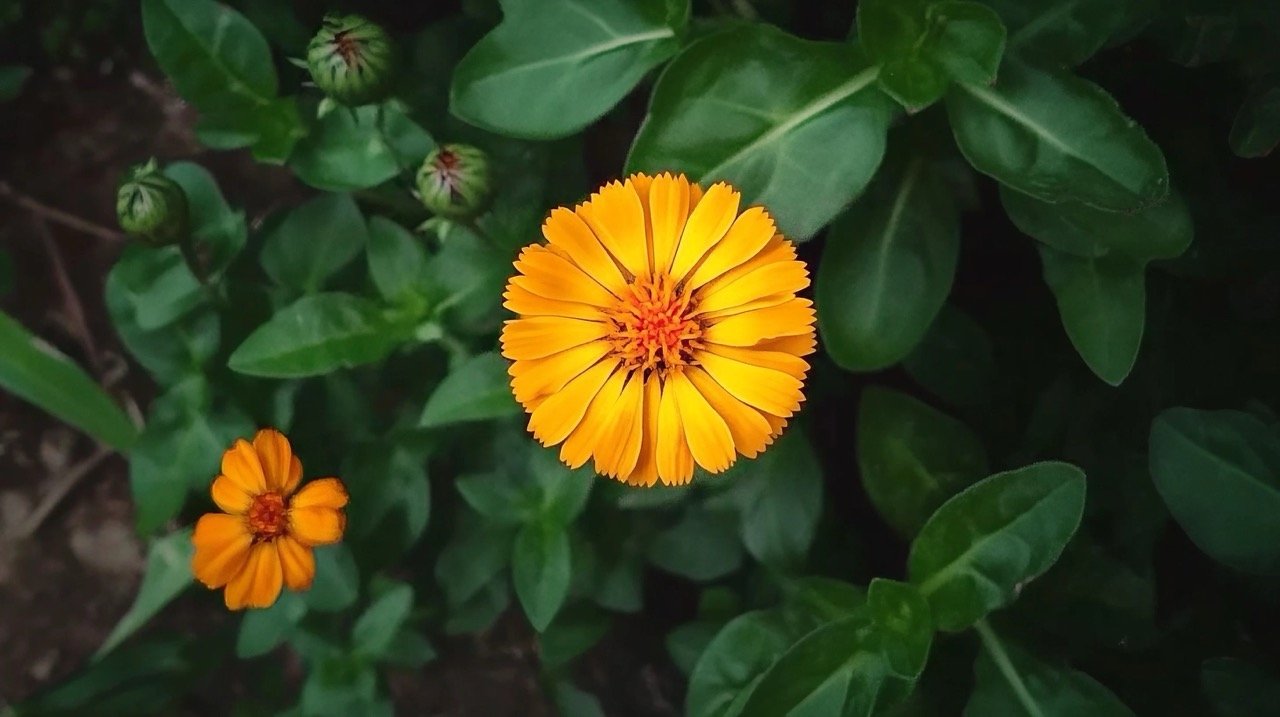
xmin=192 ymin=428 xmax=348 ymax=610
xmin=501 ymin=173 xmax=816 ymax=487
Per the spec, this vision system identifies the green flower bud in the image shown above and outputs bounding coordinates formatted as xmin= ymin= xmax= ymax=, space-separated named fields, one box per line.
xmin=306 ymin=13 xmax=395 ymax=107
xmin=116 ymin=158 xmax=189 ymax=246
xmin=415 ymin=144 xmax=493 ymax=220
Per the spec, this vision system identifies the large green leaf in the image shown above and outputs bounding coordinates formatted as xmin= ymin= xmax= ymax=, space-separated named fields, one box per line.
xmin=436 ymin=514 xmax=515 ymax=607
xmin=1038 ymin=248 xmax=1146 ymax=386
xmin=352 ymin=583 xmax=415 ymax=660
xmin=105 ymin=246 xmax=204 ymax=332
xmin=419 ymin=352 xmax=521 ymax=428
xmin=95 ymin=529 xmax=194 ymax=658
xmin=647 ymin=505 xmax=745 ymax=582
xmin=163 ymin=161 xmax=248 ymax=277
xmin=1149 ymin=408 xmax=1280 ymax=575
xmin=908 ymin=462 xmax=1086 ymax=631
xmin=0 ymin=311 xmax=137 ymax=451
xmin=259 ymin=193 xmax=369 ymax=294
xmin=1001 ymin=186 xmax=1194 ymax=262
xmin=947 ymin=61 xmax=1168 ymax=211
xmin=1230 ymin=84 xmax=1280 ymax=158
xmin=818 ymin=155 xmax=959 ymax=371
xmin=902 ymin=306 xmax=995 ymax=408
xmin=1202 ymin=657 xmax=1280 ymax=717
xmin=236 ymin=592 xmax=307 ymax=658
xmin=288 ymin=104 xmax=434 ymax=192
xmin=366 ymin=216 xmax=430 ymax=304
xmin=304 ymin=544 xmax=360 ymax=612
xmin=228 ymin=293 xmax=408 ymax=378
xmin=627 ymin=24 xmax=896 ymax=239
xmin=984 ymin=0 xmax=1139 ymax=66
xmin=511 ymin=518 xmax=572 ymax=632
xmin=967 ymin=621 xmax=1135 ymax=716
xmin=686 ymin=611 xmax=797 ymax=717
xmin=450 ymin=0 xmax=684 ymax=139
xmin=858 ymin=386 xmax=988 ymax=537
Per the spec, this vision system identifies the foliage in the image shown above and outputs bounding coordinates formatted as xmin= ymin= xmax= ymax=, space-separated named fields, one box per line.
xmin=5 ymin=0 xmax=1280 ymax=714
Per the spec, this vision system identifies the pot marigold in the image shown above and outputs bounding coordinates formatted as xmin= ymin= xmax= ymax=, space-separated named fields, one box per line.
xmin=501 ymin=173 xmax=816 ymax=487
xmin=191 ymin=428 xmax=348 ymax=610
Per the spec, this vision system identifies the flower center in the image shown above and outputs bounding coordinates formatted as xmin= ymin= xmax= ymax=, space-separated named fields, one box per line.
xmin=247 ymin=492 xmax=288 ymax=541
xmin=606 ymin=273 xmax=702 ymax=375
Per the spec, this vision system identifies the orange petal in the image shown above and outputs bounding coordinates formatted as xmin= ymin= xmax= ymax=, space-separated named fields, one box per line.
xmin=592 ymin=372 xmax=645 ymax=479
xmin=221 ymin=438 xmax=267 ymax=496
xmin=756 ymin=332 xmax=818 ymax=357
xmin=697 ymin=350 xmax=804 ymax=417
xmin=687 ymin=368 xmax=775 ymax=459
xmin=685 ymin=207 xmax=778 ymax=290
xmin=704 ymin=343 xmax=812 ymax=380
xmin=276 ymin=535 xmax=315 ymax=591
xmin=577 ymin=180 xmax=649 ymax=278
xmin=541 ymin=207 xmax=629 ymax=295
xmin=623 ymin=374 xmax=664 ymax=487
xmin=224 ymin=542 xmax=283 ymax=610
xmin=210 ymin=475 xmax=254 ymax=515
xmin=291 ymin=477 xmax=349 ymax=510
xmin=648 ymin=173 xmax=692 ymax=275
xmin=669 ymin=370 xmax=737 ymax=473
xmin=288 ymin=507 xmax=346 ymax=546
xmin=560 ymin=367 xmax=627 ymax=469
xmin=500 ymin=316 xmax=610 ymax=361
xmin=655 ymin=382 xmax=695 ymax=486
xmin=510 ymin=341 xmax=613 ymax=407
xmin=671 ymin=182 xmax=740 ymax=282
xmin=527 ymin=359 xmax=616 ymax=447
xmin=253 ymin=428 xmax=300 ymax=495
xmin=503 ymin=282 xmax=606 ymax=321
xmin=702 ymin=299 xmax=816 ymax=347
xmin=192 ymin=513 xmax=252 ymax=589
xmin=696 ymin=260 xmax=809 ymax=316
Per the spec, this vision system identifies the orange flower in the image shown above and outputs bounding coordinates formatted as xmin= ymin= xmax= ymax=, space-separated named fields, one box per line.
xmin=191 ymin=428 xmax=348 ymax=610
xmin=501 ymin=173 xmax=815 ymax=487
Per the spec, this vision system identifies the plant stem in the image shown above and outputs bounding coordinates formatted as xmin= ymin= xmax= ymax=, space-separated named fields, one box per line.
xmin=973 ymin=619 xmax=1046 ymax=717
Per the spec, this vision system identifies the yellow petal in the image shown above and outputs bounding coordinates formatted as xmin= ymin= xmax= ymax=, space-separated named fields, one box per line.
xmin=211 ymin=475 xmax=253 ymax=515
xmin=253 ymin=428 xmax=300 ymax=495
xmin=288 ymin=507 xmax=346 ymax=546
xmin=224 ymin=542 xmax=283 ymax=610
xmin=192 ymin=513 xmax=252 ymax=589
xmin=671 ymin=182 xmax=740 ymax=282
xmin=577 ymin=180 xmax=648 ymax=278
xmin=687 ymin=368 xmax=774 ymax=459
xmin=221 ymin=439 xmax=267 ymax=496
xmin=276 ymin=535 xmax=315 ymax=591
xmin=698 ymin=236 xmax=794 ymax=297
xmin=541 ymin=207 xmax=629 ymax=295
xmin=291 ymin=477 xmax=349 ymax=510
xmin=648 ymin=173 xmax=692 ymax=274
xmin=510 ymin=341 xmax=613 ymax=407
xmin=684 ymin=207 xmax=778 ymax=290
xmin=697 ymin=350 xmax=804 ymax=417
xmin=593 ymin=373 xmax=645 ymax=479
xmin=669 ymin=371 xmax=736 ymax=474
xmin=756 ymin=332 xmax=818 ymax=357
xmin=703 ymin=299 xmax=816 ymax=347
xmin=560 ymin=368 xmax=627 ymax=469
xmin=701 ymin=293 xmax=794 ymax=320
xmin=696 ymin=260 xmax=809 ymax=316
xmin=500 ymin=317 xmax=610 ymax=361
xmin=624 ymin=374 xmax=663 ymax=487
xmin=704 ymin=343 xmax=811 ymax=380
xmin=527 ymin=359 xmax=616 ymax=447
xmin=512 ymin=245 xmax=618 ymax=307
xmin=503 ymin=282 xmax=606 ymax=321
xmin=655 ymin=382 xmax=695 ymax=485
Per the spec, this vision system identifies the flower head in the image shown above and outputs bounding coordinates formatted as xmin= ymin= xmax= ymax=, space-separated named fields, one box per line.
xmin=416 ymin=144 xmax=493 ymax=220
xmin=306 ymin=13 xmax=395 ymax=106
xmin=116 ymin=158 xmax=188 ymax=246
xmin=192 ymin=428 xmax=348 ymax=610
xmin=501 ymin=173 xmax=816 ymax=487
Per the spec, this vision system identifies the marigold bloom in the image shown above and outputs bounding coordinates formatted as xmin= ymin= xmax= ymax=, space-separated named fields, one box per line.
xmin=501 ymin=173 xmax=816 ymax=487
xmin=192 ymin=428 xmax=348 ymax=610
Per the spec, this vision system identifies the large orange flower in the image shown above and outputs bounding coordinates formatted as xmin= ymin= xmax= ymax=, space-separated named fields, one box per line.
xmin=191 ymin=428 xmax=348 ymax=610
xmin=501 ymin=173 xmax=815 ymax=487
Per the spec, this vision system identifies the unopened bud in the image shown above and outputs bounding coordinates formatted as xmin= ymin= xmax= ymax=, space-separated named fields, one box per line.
xmin=306 ymin=13 xmax=395 ymax=107
xmin=116 ymin=159 xmax=188 ymax=246
xmin=415 ymin=144 xmax=493 ymax=220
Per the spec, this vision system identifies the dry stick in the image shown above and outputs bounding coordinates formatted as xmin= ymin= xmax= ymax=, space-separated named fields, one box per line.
xmin=0 ymin=180 xmax=125 ymax=242
xmin=33 ymin=217 xmax=104 ymax=376
xmin=13 ymin=446 xmax=113 ymax=540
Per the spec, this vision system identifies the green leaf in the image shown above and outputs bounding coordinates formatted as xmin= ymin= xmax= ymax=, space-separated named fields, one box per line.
xmin=366 ymin=216 xmax=429 ymax=303
xmin=260 ymin=193 xmax=369 ymax=293
xmin=236 ymin=591 xmax=307 ymax=658
xmin=456 ymin=472 xmax=537 ymax=525
xmin=106 ymin=246 xmax=204 ymax=331
xmin=352 ymin=583 xmax=415 ymax=660
xmin=908 ymin=462 xmax=1086 ymax=631
xmin=450 ymin=0 xmax=683 ymax=139
xmin=15 ymin=638 xmax=190 ymax=715
xmin=422 ymin=224 xmax=509 ymax=336
xmin=1038 ymin=247 xmax=1146 ymax=386
xmin=541 ymin=606 xmax=611 ymax=669
xmin=0 ymin=310 xmax=137 ymax=451
xmin=105 ymin=261 xmax=220 ymax=387
xmin=289 ymin=104 xmax=434 ymax=192
xmin=1149 ymin=408 xmax=1280 ymax=575
xmin=947 ymin=61 xmax=1168 ymax=211
xmin=717 ymin=429 xmax=823 ymax=568
xmin=984 ymin=0 xmax=1139 ymax=67
xmin=299 ymin=658 xmax=379 ymax=717
xmin=0 ymin=64 xmax=32 ymax=102
xmin=304 ymin=544 xmax=360 ymax=612
xmin=1202 ymin=657 xmax=1280 ymax=717
xmin=163 ymin=161 xmax=248 ymax=277
xmin=512 ymin=518 xmax=572 ymax=632
xmin=902 ymin=306 xmax=995 ymax=408
xmin=554 ymin=681 xmax=608 ymax=717
xmin=1001 ymin=185 xmax=1194 ymax=262
xmin=229 ymin=293 xmax=407 ymax=378
xmin=382 ymin=629 xmax=437 ymax=669
xmin=530 ymin=446 xmax=596 ymax=525
xmin=1230 ymin=84 xmax=1280 ymax=158
xmin=419 ymin=351 xmax=520 ymax=428
xmin=647 ymin=506 xmax=745 ymax=582
xmin=445 ymin=575 xmax=512 ymax=635
xmin=436 ymin=514 xmax=515 ymax=607
xmin=686 ymin=611 xmax=795 ymax=717
xmin=343 ymin=445 xmax=431 ymax=556
xmin=129 ymin=378 xmax=252 ymax=533
xmin=967 ymin=622 xmax=1135 ymax=716
xmin=94 ymin=529 xmax=194 ymax=658
xmin=627 ymin=24 xmax=896 ymax=239
xmin=858 ymin=386 xmax=988 ymax=537
xmin=817 ymin=155 xmax=959 ymax=370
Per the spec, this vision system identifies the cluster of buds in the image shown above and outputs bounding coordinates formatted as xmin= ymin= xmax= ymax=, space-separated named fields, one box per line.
xmin=115 ymin=158 xmax=188 ymax=246
xmin=306 ymin=13 xmax=396 ymax=107
xmin=415 ymin=144 xmax=493 ymax=221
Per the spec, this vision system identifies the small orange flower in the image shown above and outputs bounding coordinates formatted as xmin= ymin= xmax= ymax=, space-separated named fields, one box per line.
xmin=191 ymin=428 xmax=348 ymax=610
xmin=501 ymin=173 xmax=816 ymax=487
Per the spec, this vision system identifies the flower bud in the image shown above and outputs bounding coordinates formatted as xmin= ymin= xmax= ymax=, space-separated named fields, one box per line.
xmin=116 ymin=158 xmax=189 ymax=246
xmin=415 ymin=144 xmax=493 ymax=220
xmin=306 ymin=13 xmax=395 ymax=107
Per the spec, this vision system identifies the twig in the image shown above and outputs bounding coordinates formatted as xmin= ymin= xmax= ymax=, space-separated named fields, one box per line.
xmin=13 ymin=446 xmax=113 ymax=540
xmin=34 ymin=217 xmax=103 ymax=376
xmin=0 ymin=180 xmax=125 ymax=242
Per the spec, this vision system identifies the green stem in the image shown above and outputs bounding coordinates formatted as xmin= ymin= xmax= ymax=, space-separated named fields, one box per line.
xmin=178 ymin=232 xmax=211 ymax=289
xmin=973 ymin=619 xmax=1045 ymax=717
